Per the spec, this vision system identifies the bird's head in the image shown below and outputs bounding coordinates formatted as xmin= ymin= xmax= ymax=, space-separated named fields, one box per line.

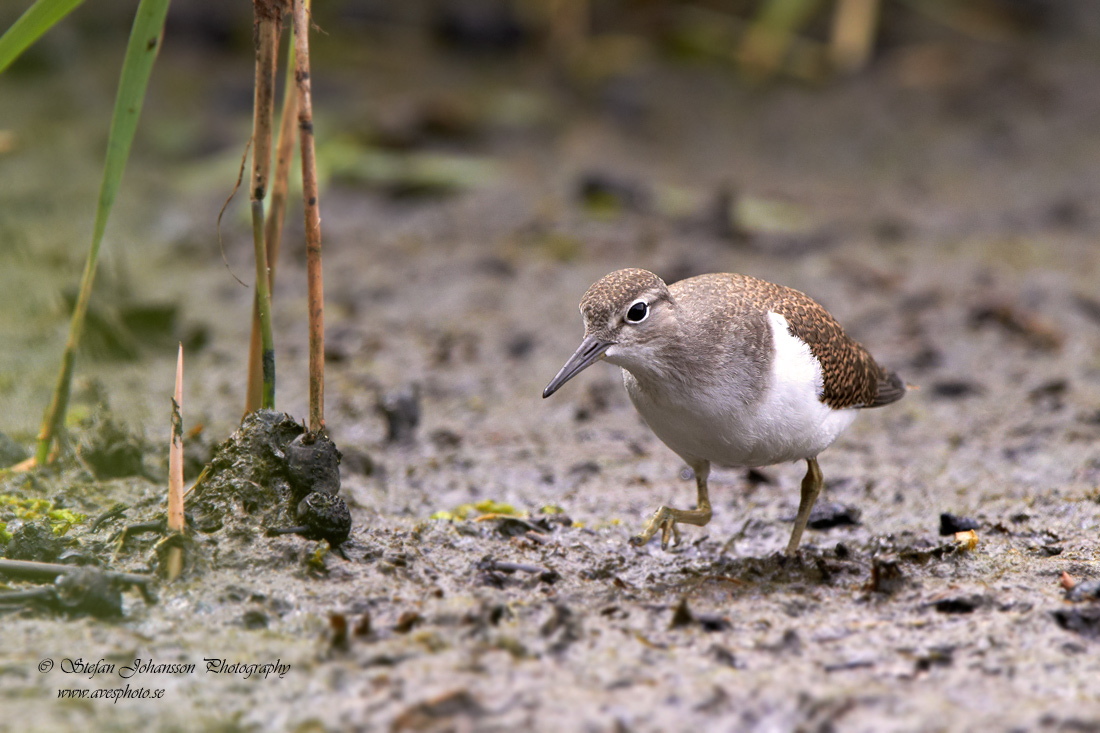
xmin=543 ymin=268 xmax=675 ymax=397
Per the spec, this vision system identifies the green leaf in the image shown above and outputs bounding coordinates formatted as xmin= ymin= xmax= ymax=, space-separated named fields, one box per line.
xmin=35 ymin=0 xmax=171 ymax=463
xmin=0 ymin=0 xmax=85 ymax=74
xmin=93 ymin=0 xmax=171 ymax=249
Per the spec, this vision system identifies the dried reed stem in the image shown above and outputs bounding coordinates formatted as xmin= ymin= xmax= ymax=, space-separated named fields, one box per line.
xmin=248 ymin=0 xmax=284 ymax=411
xmin=829 ymin=0 xmax=879 ymax=73
xmin=166 ymin=343 xmax=184 ymax=580
xmin=292 ymin=0 xmax=325 ymax=433
xmin=246 ymin=36 xmax=298 ymax=413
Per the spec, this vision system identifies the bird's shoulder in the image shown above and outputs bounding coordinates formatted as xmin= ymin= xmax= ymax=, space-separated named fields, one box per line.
xmin=669 ymin=272 xmax=827 ymax=336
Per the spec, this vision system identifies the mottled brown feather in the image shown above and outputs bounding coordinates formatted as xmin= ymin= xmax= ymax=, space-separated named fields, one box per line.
xmin=668 ymin=273 xmax=904 ymax=410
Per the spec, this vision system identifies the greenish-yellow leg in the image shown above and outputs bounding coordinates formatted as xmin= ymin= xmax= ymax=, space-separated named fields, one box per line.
xmin=630 ymin=461 xmax=712 ymax=550
xmin=786 ymin=456 xmax=823 ymax=555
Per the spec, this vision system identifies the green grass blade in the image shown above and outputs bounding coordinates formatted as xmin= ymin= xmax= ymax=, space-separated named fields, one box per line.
xmin=0 ymin=0 xmax=85 ymax=74
xmin=34 ymin=0 xmax=172 ymax=463
xmin=92 ymin=0 xmax=170 ymax=247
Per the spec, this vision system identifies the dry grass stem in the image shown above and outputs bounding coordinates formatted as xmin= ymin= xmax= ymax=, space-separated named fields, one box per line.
xmin=167 ymin=343 xmax=184 ymax=581
xmin=247 ymin=29 xmax=298 ymax=413
xmin=830 ymin=0 xmax=880 ymax=73
xmin=247 ymin=0 xmax=286 ymax=412
xmin=292 ymin=0 xmax=325 ymax=433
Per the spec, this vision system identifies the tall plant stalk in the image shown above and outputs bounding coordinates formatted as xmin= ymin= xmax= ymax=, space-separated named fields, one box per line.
xmin=166 ymin=343 xmax=184 ymax=581
xmin=292 ymin=0 xmax=325 ymax=433
xmin=248 ymin=0 xmax=285 ymax=412
xmin=829 ymin=0 xmax=879 ymax=73
xmin=32 ymin=0 xmax=172 ymax=464
xmin=246 ymin=33 xmax=298 ymax=414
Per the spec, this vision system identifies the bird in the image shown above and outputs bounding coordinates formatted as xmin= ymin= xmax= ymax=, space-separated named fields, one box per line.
xmin=542 ymin=268 xmax=905 ymax=555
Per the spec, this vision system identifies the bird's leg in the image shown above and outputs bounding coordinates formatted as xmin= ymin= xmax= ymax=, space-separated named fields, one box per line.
xmin=630 ymin=461 xmax=712 ymax=550
xmin=786 ymin=456 xmax=823 ymax=555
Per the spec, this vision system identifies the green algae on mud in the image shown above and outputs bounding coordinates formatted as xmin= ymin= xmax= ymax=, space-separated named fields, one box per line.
xmin=0 ymin=407 xmax=351 ymax=616
xmin=0 ymin=495 xmax=85 ymax=545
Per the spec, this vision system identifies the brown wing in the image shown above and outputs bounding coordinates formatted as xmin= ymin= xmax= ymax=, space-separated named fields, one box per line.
xmin=764 ymin=284 xmax=904 ymax=409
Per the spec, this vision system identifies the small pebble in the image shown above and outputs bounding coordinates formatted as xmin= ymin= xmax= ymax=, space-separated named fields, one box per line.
xmin=378 ymin=385 xmax=421 ymax=443
xmin=285 ymin=432 xmax=341 ymax=498
xmin=1066 ymin=579 xmax=1100 ymax=603
xmin=55 ymin=568 xmax=123 ymax=619
xmin=1052 ymin=606 xmax=1100 ymax=639
xmin=807 ymin=502 xmax=861 ymax=529
xmin=940 ymin=513 xmax=979 ymax=536
xmin=5 ymin=521 xmax=65 ymax=563
xmin=669 ymin=598 xmax=694 ymax=629
xmin=931 ymin=594 xmax=988 ymax=614
xmin=296 ymin=493 xmax=352 ymax=546
xmin=868 ymin=555 xmax=904 ymax=595
xmin=0 ymin=432 xmax=27 ymax=468
xmin=931 ymin=380 xmax=982 ymax=399
xmin=394 ymin=611 xmax=423 ymax=634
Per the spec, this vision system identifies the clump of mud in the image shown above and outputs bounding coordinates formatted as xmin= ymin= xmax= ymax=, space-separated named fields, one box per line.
xmin=77 ymin=410 xmax=147 ymax=479
xmin=3 ymin=520 xmax=67 ymax=562
xmin=189 ymin=410 xmax=350 ymax=553
xmin=0 ymin=432 xmax=27 ymax=468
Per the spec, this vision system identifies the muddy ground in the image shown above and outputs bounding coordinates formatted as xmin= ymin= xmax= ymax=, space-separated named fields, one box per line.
xmin=2 ymin=4 xmax=1100 ymax=731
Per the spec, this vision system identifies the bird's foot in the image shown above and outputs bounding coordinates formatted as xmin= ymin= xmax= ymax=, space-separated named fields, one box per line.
xmin=630 ymin=506 xmax=683 ymax=549
xmin=630 ymin=504 xmax=714 ymax=550
xmin=629 ymin=497 xmax=712 ymax=548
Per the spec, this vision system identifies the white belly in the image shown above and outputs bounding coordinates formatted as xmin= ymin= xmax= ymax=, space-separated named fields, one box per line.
xmin=623 ymin=311 xmax=857 ymax=467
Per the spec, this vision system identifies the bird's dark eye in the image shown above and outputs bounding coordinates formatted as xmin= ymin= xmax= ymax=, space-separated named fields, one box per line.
xmin=626 ymin=301 xmax=648 ymax=323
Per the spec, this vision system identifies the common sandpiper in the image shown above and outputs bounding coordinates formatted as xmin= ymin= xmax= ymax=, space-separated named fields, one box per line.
xmin=543 ymin=268 xmax=905 ymax=554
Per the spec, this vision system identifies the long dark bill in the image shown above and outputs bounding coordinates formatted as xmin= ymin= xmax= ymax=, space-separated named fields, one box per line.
xmin=542 ymin=335 xmax=612 ymax=398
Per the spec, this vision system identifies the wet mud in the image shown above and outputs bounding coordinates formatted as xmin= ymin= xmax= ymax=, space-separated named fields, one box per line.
xmin=2 ymin=6 xmax=1100 ymax=731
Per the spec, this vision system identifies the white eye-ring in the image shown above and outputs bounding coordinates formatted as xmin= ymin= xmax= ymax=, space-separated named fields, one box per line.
xmin=625 ymin=300 xmax=649 ymax=324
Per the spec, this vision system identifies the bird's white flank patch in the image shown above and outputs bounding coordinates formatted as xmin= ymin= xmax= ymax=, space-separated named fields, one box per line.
xmin=766 ymin=311 xmax=824 ymax=400
xmin=757 ymin=311 xmax=856 ymax=461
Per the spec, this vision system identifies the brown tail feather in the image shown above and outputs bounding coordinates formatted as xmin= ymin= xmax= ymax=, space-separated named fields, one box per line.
xmin=869 ymin=369 xmax=905 ymax=408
